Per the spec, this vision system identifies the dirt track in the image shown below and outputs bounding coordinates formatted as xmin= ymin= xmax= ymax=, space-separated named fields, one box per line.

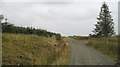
xmin=67 ymin=38 xmax=115 ymax=65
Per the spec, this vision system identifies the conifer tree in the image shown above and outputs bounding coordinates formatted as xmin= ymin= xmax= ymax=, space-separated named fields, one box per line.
xmin=0 ymin=14 xmax=4 ymax=23
xmin=92 ymin=2 xmax=115 ymax=37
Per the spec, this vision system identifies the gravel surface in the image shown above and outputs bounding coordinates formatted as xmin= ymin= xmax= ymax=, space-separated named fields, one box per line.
xmin=68 ymin=38 xmax=115 ymax=65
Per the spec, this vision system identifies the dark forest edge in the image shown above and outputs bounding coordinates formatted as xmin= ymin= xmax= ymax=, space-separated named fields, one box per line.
xmin=1 ymin=22 xmax=61 ymax=40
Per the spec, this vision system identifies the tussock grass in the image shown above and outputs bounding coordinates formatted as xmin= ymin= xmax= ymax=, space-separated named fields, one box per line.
xmin=54 ymin=38 xmax=71 ymax=65
xmin=86 ymin=37 xmax=118 ymax=61
xmin=2 ymin=33 xmax=70 ymax=65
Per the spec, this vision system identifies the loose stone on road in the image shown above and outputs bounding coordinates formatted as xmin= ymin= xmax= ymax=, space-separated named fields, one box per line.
xmin=68 ymin=38 xmax=115 ymax=65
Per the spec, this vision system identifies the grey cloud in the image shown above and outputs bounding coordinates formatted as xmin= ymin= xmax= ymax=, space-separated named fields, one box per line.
xmin=2 ymin=0 xmax=119 ymax=2
xmin=2 ymin=0 xmax=73 ymax=2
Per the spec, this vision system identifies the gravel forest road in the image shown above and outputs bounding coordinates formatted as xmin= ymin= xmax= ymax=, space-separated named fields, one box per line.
xmin=67 ymin=38 xmax=115 ymax=65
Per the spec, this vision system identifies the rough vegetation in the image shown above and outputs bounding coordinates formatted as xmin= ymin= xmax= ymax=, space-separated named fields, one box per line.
xmin=2 ymin=21 xmax=61 ymax=40
xmin=2 ymin=33 xmax=70 ymax=65
xmin=86 ymin=36 xmax=118 ymax=62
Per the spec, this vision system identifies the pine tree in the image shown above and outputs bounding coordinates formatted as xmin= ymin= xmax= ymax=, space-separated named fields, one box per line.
xmin=92 ymin=2 xmax=115 ymax=37
xmin=0 ymin=14 xmax=4 ymax=33
xmin=0 ymin=14 xmax=4 ymax=23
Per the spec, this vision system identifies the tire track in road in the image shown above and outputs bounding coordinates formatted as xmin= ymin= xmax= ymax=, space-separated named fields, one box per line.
xmin=67 ymin=38 xmax=115 ymax=65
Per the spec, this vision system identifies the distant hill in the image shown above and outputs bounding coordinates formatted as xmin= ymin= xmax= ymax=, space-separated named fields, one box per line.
xmin=2 ymin=22 xmax=61 ymax=40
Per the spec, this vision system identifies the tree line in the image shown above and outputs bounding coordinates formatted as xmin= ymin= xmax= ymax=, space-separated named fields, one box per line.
xmin=0 ymin=15 xmax=61 ymax=40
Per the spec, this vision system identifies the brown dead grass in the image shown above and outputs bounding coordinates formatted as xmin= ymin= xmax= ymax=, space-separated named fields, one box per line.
xmin=2 ymin=33 xmax=70 ymax=65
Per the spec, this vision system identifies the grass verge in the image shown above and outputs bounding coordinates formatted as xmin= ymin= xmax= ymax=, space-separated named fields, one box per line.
xmin=2 ymin=33 xmax=70 ymax=65
xmin=86 ymin=37 xmax=118 ymax=61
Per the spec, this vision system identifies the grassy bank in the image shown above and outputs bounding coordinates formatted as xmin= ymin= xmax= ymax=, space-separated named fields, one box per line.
xmin=86 ymin=37 xmax=118 ymax=61
xmin=2 ymin=33 xmax=70 ymax=65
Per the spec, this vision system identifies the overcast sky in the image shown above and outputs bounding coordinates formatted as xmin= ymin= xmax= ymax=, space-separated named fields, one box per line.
xmin=0 ymin=0 xmax=119 ymax=36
